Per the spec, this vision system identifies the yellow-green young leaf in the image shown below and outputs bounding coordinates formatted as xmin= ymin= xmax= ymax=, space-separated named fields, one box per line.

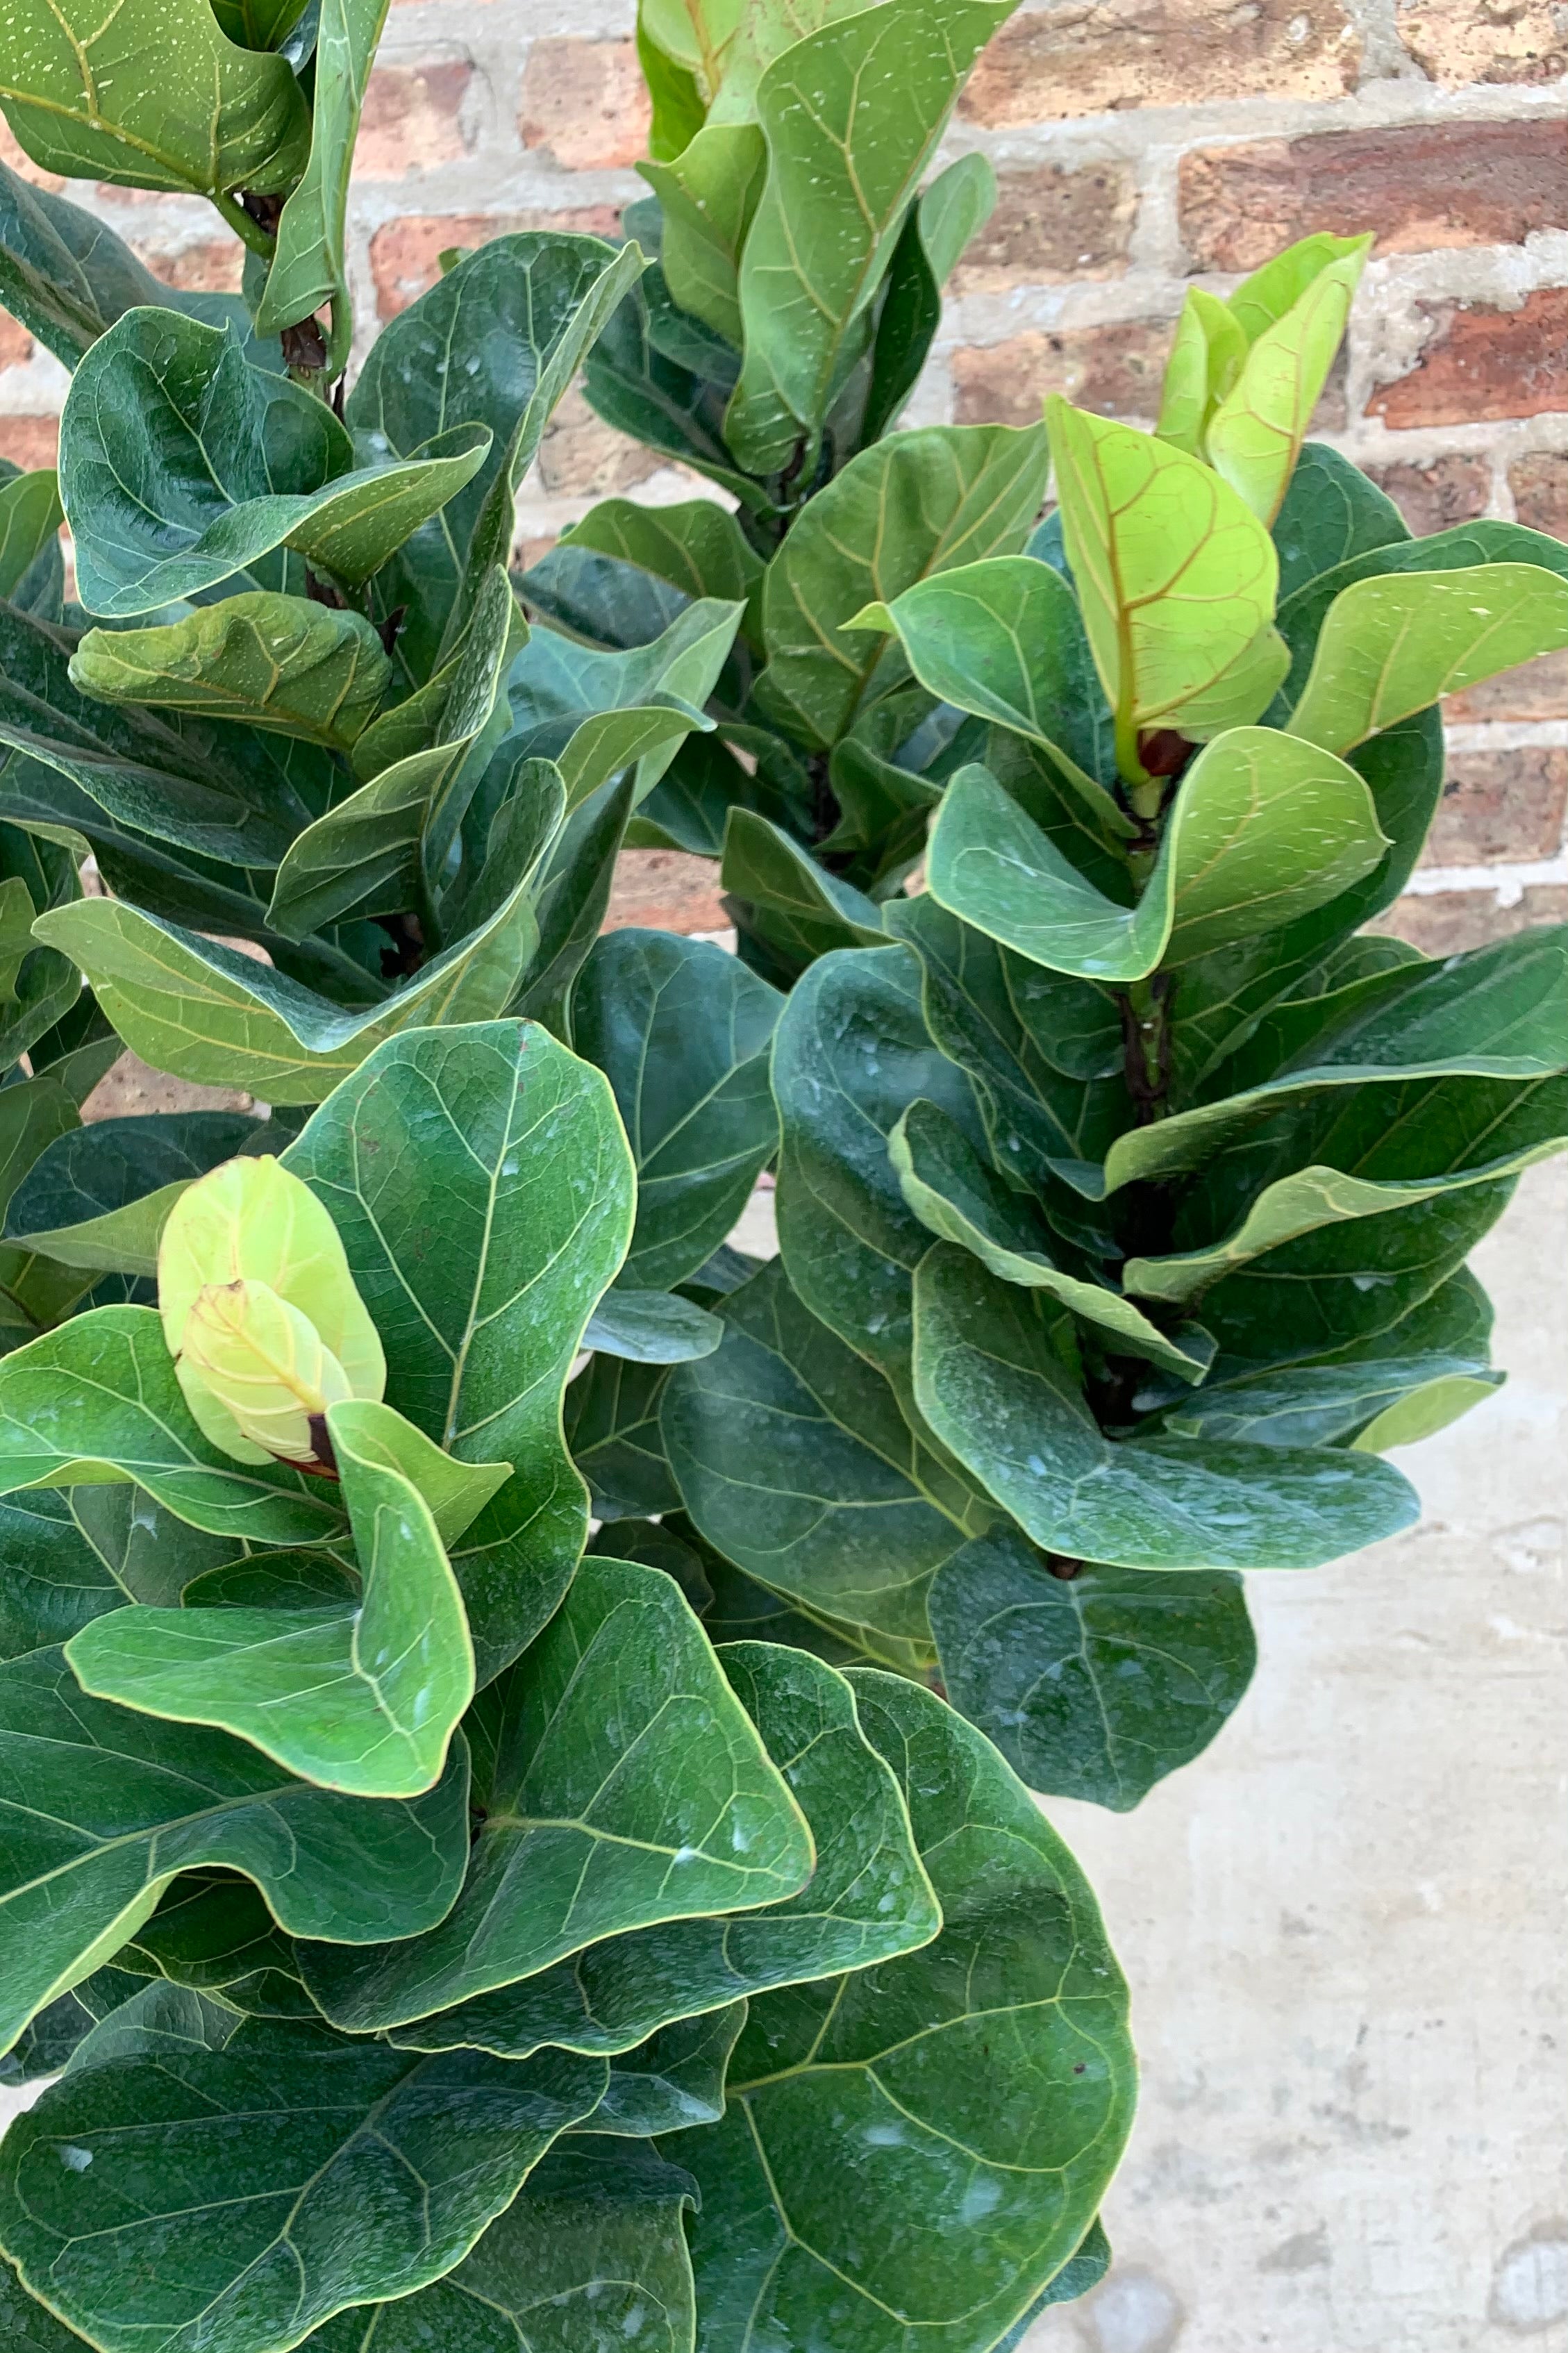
xmin=0 ymin=0 xmax=308 ymax=196
xmin=69 ymin=595 xmax=392 ymax=751
xmin=1046 ymin=396 xmax=1288 ymax=770
xmin=176 ymin=1279 xmax=355 ymax=1469
xmin=640 ymin=2 xmax=708 ymax=160
xmin=1225 ymin=230 xmax=1373 ymax=344
xmin=158 ymin=1155 xmax=385 ymax=1420
xmin=1156 ymin=288 xmax=1246 ymax=458
xmin=1286 ymin=563 xmax=1568 ymax=755
xmin=0 ymin=468 xmax=61 ymax=599
xmin=640 ymin=122 xmax=765 ymax=347
xmin=1206 ymin=240 xmax=1370 ymax=524
xmin=253 ymin=0 xmax=392 ymax=372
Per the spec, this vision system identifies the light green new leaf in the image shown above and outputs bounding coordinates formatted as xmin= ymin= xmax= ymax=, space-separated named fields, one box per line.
xmin=0 ymin=1648 xmax=470 ymax=2054
xmin=1206 ymin=240 xmax=1369 ymax=524
xmin=912 ymin=1246 xmax=1420 ymax=1571
xmin=726 ymin=0 xmax=1012 ymax=474
xmin=572 ymin=927 xmax=782 ymax=1290
xmin=891 ymin=1097 xmax=1212 ymax=1382
xmin=0 ymin=2018 xmax=606 ymax=2353
xmin=0 ymin=1304 xmax=349 ymax=1545
xmin=0 ymin=467 xmax=61 ymax=603
xmin=70 ymin=595 xmax=392 ymax=753
xmin=35 ymin=883 xmax=540 ymax=1105
xmin=283 ymin=1020 xmax=634 ymax=1681
xmin=382 ymin=1635 xmax=939 ymax=2061
xmin=678 ymin=1671 xmax=1135 ymax=2353
xmin=65 ymin=1398 xmax=483 ymax=1798
xmin=928 ymin=730 xmax=1387 ymax=980
xmin=641 ymin=120 xmax=766 ymax=346
xmin=62 ymin=309 xmax=490 ymax=617
xmin=662 ymin=1258 xmax=969 ymax=1656
xmin=1287 ymin=563 xmax=1568 ymax=755
xmin=1046 ymin=397 xmax=1288 ymax=764
xmin=255 ymin=0 xmax=390 ymax=369
xmin=298 ymin=1555 xmax=813 ymax=2030
xmin=1156 ymin=287 xmax=1246 ymax=457
xmin=758 ymin=423 xmax=1051 ymax=750
xmin=930 ymin=1527 xmax=1255 ymax=1810
xmin=0 ymin=0 xmax=308 ymax=196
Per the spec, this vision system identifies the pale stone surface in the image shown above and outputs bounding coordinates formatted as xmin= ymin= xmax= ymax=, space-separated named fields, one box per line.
xmin=1024 ymin=1158 xmax=1568 ymax=2351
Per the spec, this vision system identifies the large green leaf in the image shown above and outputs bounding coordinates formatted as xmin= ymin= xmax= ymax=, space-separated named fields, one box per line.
xmin=0 ymin=1648 xmax=469 ymax=2052
xmin=35 ymin=886 xmax=540 ymax=1105
xmin=678 ymin=1671 xmax=1135 ymax=2353
xmin=297 ymin=1555 xmax=813 ymax=2029
xmin=566 ymin=1354 xmax=681 ymax=1521
xmin=930 ymin=1527 xmax=1256 ymax=1809
xmin=912 ymin=1246 xmax=1419 ymax=1570
xmin=861 ymin=150 xmax=996 ymax=447
xmin=0 ymin=1489 xmax=149 ymax=1657
xmin=71 ymin=595 xmax=392 ymax=753
xmin=720 ymin=807 xmax=886 ymax=970
xmin=1084 ymin=926 xmax=1568 ymax=1197
xmin=382 ymin=1636 xmax=938 ymax=2060
xmin=726 ymin=0 xmax=1011 ymax=473
xmin=1126 ymin=1072 xmax=1568 ymax=1306
xmin=891 ymin=1097 xmax=1213 ymax=1383
xmin=282 ymin=1020 xmax=632 ymax=1681
xmin=662 ymin=1257 xmax=969 ymax=1657
xmin=1271 ymin=441 xmax=1408 ymax=603
xmin=253 ymin=0 xmax=390 ymax=368
xmin=1046 ymin=397 xmax=1287 ymax=764
xmin=62 ymin=310 xmax=490 ymax=617
xmin=640 ymin=119 xmax=766 ymax=348
xmin=3 ymin=1105 xmax=290 ymax=1276
xmin=0 ymin=2016 xmax=605 ymax=2353
xmin=928 ymin=729 xmax=1386 ymax=981
xmin=1286 ymin=563 xmax=1568 ymax=755
xmin=590 ymin=1999 xmax=744 ymax=2136
xmin=0 ymin=0 xmax=308 ymax=196
xmin=64 ymin=1399 xmax=483 ymax=1798
xmin=0 ymin=1305 xmax=350 ymax=1545
xmin=297 ymin=2138 xmax=701 ymax=2353
xmin=572 ymin=928 xmax=781 ymax=1290
xmin=348 ymin=232 xmax=644 ymax=682
xmin=524 ymin=497 xmax=765 ymax=656
xmin=756 ymin=423 xmax=1050 ymax=749
xmin=1205 ymin=240 xmax=1369 ymax=524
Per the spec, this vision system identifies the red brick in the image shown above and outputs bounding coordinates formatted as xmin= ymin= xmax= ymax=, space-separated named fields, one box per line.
xmin=519 ymin=39 xmax=651 ymax=172
xmin=1420 ymin=745 xmax=1567 ymax=865
xmin=1510 ymin=450 xmax=1568 ymax=538
xmin=1366 ymin=453 xmax=1492 ymax=537
xmin=952 ymin=319 xmax=1174 ymax=427
xmin=1370 ymin=288 xmax=1568 ymax=429
xmin=949 ymin=163 xmax=1136 ymax=294
xmin=0 ymin=312 xmax=32 ymax=369
xmin=1445 ymin=651 xmax=1568 ymax=723
xmin=356 ymin=61 xmax=474 ymax=178
xmin=133 ymin=240 xmax=245 ymax=294
xmin=369 ymin=208 xmax=622 ymax=317
xmin=960 ymin=0 xmax=1358 ymax=126
xmin=604 ymin=849 xmax=726 ymax=936
xmin=1179 ymin=119 xmax=1567 ymax=274
xmin=0 ymin=415 xmax=58 ymax=470
xmin=535 ymin=384 xmax=663 ymax=499
xmin=1397 ymin=0 xmax=1566 ymax=85
xmin=1371 ymin=884 xmax=1568 ymax=954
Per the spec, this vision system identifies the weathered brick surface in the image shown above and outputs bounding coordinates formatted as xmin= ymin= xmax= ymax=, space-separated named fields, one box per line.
xmin=1367 ymin=454 xmax=1491 ymax=538
xmin=1421 ymin=746 xmax=1568 ymax=865
xmin=960 ymin=0 xmax=1358 ymax=127
xmin=1510 ymin=451 xmax=1568 ymax=539
xmin=953 ymin=319 xmax=1174 ymax=426
xmin=1178 ymin=119 xmax=1568 ymax=274
xmin=1396 ymin=0 xmax=1567 ymax=85
xmin=356 ymin=61 xmax=475 ymax=177
xmin=1369 ymin=288 xmax=1568 ymax=429
xmin=0 ymin=417 xmax=60 ymax=470
xmin=535 ymin=383 xmax=663 ymax=498
xmin=519 ymin=39 xmax=652 ymax=172
xmin=1446 ymin=651 xmax=1568 ymax=724
xmin=135 ymin=240 xmax=246 ymax=292
xmin=604 ymin=849 xmax=728 ymax=936
xmin=82 ymin=1056 xmax=253 ymax=1123
xmin=369 ymin=207 xmax=623 ymax=316
xmin=949 ymin=163 xmax=1136 ymax=293
xmin=0 ymin=313 xmax=31 ymax=369
xmin=1373 ymin=884 xmax=1568 ymax=955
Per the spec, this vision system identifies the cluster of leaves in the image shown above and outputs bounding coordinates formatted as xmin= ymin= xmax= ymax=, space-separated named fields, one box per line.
xmin=0 ymin=0 xmax=1565 ymax=2341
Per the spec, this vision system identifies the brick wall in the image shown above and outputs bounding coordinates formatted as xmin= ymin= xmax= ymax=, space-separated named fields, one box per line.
xmin=2 ymin=0 xmax=1563 ymax=947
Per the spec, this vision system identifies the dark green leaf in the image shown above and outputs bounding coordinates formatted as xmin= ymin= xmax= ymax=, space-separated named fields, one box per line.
xmin=253 ymin=0 xmax=388 ymax=365
xmin=565 ymin=1354 xmax=681 ymax=1521
xmin=1271 ymin=440 xmax=1408 ymax=603
xmin=583 ymin=1288 xmax=723 ymax=1363
xmin=591 ymin=2001 xmax=745 ymax=2135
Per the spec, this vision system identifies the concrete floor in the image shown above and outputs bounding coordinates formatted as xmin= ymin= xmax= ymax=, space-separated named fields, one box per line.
xmin=1026 ymin=1158 xmax=1568 ymax=2353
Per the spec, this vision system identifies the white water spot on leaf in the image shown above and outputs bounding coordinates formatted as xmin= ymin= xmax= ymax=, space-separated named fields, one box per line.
xmin=58 ymin=2145 xmax=94 ymax=2172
